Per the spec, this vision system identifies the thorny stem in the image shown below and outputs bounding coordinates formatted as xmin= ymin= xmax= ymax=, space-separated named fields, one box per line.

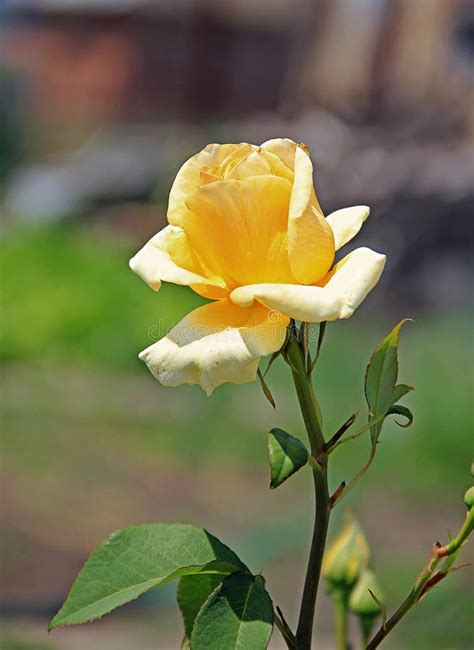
xmin=366 ymin=505 xmax=473 ymax=649
xmin=286 ymin=330 xmax=330 ymax=649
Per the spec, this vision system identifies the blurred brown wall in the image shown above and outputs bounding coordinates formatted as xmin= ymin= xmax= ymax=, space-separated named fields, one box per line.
xmin=4 ymin=0 xmax=473 ymax=141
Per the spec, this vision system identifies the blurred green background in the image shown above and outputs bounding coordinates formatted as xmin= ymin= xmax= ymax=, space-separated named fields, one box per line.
xmin=1 ymin=1 xmax=473 ymax=649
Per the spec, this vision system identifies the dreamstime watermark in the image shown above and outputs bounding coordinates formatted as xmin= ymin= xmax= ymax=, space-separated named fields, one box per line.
xmin=146 ymin=311 xmax=322 ymax=345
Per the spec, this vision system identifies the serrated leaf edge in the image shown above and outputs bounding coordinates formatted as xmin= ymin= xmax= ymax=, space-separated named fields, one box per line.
xmin=50 ymin=524 xmax=246 ymax=630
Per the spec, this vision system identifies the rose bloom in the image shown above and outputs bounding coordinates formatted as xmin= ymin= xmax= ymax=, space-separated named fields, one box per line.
xmin=130 ymin=139 xmax=385 ymax=395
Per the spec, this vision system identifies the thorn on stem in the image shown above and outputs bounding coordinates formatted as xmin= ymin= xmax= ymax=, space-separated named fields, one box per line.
xmin=325 ymin=412 xmax=358 ymax=452
xmin=417 ymin=571 xmax=447 ymax=601
xmin=330 ymin=481 xmax=346 ymax=507
xmin=276 ymin=605 xmax=296 ymax=644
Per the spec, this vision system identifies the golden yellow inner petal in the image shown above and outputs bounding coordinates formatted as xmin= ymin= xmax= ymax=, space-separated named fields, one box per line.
xmin=168 ymin=143 xmax=247 ymax=227
xmin=184 ymin=175 xmax=297 ymax=287
xmin=224 ymin=150 xmax=272 ymax=179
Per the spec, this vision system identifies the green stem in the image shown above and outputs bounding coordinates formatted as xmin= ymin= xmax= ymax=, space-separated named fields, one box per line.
xmin=286 ymin=334 xmax=330 ymax=650
xmin=334 ymin=595 xmax=348 ymax=650
xmin=295 ymin=466 xmax=330 ymax=649
xmin=287 ymin=336 xmax=325 ymax=453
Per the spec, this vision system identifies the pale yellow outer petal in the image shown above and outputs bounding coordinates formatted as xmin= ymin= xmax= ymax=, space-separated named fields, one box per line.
xmin=129 ymin=225 xmax=226 ymax=292
xmin=326 ymin=206 xmax=370 ymax=250
xmin=139 ymin=300 xmax=289 ymax=395
xmin=230 ymin=247 xmax=386 ymax=323
xmin=287 ymin=146 xmax=335 ymax=284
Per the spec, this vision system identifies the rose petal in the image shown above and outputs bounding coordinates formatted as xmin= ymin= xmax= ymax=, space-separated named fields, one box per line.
xmin=129 ymin=225 xmax=227 ymax=295
xmin=261 ymin=138 xmax=298 ymax=170
xmin=326 ymin=206 xmax=370 ymax=250
xmin=168 ymin=143 xmax=249 ymax=226
xmin=230 ymin=247 xmax=386 ymax=323
xmin=287 ymin=146 xmax=335 ymax=284
xmin=139 ymin=300 xmax=289 ymax=395
xmin=184 ymin=175 xmax=296 ymax=286
xmin=224 ymin=150 xmax=272 ymax=179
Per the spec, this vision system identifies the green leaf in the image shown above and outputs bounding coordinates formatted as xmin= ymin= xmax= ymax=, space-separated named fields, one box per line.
xmin=390 ymin=383 xmax=413 ymax=404
xmin=50 ymin=523 xmax=246 ymax=630
xmin=178 ymin=573 xmax=223 ymax=642
xmin=267 ymin=428 xmax=308 ymax=489
xmin=386 ymin=404 xmax=414 ymax=428
xmin=365 ymin=320 xmax=414 ymax=444
xmin=191 ymin=573 xmax=274 ymax=650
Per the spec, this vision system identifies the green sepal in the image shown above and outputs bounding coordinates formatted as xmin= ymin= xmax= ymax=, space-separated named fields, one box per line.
xmin=257 ymin=368 xmax=276 ymax=409
xmin=267 ymin=428 xmax=309 ymax=489
xmin=49 ymin=523 xmax=247 ymax=630
xmin=191 ymin=572 xmax=274 ymax=650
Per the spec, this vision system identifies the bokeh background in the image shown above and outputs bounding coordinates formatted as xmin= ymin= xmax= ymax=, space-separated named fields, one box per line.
xmin=1 ymin=1 xmax=473 ymax=648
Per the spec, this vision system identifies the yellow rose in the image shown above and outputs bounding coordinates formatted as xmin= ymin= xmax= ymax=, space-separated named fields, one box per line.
xmin=130 ymin=139 xmax=386 ymax=394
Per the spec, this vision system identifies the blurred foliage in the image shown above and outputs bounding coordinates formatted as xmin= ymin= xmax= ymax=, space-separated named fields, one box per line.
xmin=0 ymin=223 xmax=205 ymax=369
